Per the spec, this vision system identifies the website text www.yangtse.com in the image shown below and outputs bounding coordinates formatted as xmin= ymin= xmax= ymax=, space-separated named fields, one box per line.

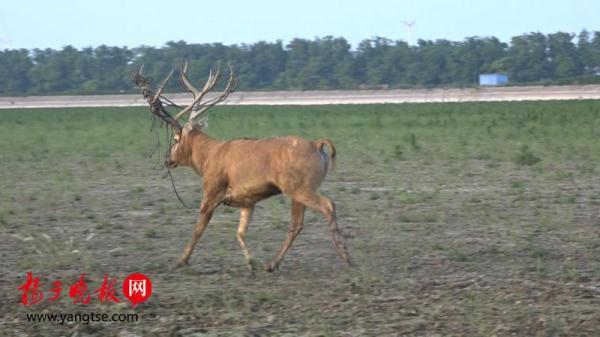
xmin=25 ymin=312 xmax=139 ymax=324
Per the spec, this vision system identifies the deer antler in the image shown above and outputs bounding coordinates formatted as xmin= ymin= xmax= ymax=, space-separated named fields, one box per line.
xmin=134 ymin=61 xmax=237 ymax=130
xmin=133 ymin=65 xmax=182 ymax=132
xmin=173 ymin=61 xmax=238 ymax=122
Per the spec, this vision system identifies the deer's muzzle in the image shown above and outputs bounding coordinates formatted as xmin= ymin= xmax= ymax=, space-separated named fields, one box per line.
xmin=166 ymin=160 xmax=178 ymax=169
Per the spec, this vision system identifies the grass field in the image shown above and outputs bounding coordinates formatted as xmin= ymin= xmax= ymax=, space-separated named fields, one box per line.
xmin=1 ymin=101 xmax=599 ymax=336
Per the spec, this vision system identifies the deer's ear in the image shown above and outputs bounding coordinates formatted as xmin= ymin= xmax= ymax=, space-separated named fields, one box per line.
xmin=185 ymin=118 xmax=208 ymax=132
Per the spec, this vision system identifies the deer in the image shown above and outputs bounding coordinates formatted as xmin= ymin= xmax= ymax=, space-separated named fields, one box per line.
xmin=132 ymin=61 xmax=350 ymax=272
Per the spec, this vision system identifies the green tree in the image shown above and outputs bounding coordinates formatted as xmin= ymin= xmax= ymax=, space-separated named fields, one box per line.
xmin=92 ymin=45 xmax=134 ymax=91
xmin=28 ymin=46 xmax=94 ymax=93
xmin=355 ymin=37 xmax=416 ymax=87
xmin=0 ymin=31 xmax=598 ymax=96
xmin=413 ymin=39 xmax=457 ymax=86
xmin=547 ymin=32 xmax=583 ymax=79
xmin=578 ymin=30 xmax=600 ymax=78
xmin=240 ymin=41 xmax=286 ymax=89
xmin=276 ymin=37 xmax=355 ymax=89
xmin=451 ymin=37 xmax=507 ymax=85
xmin=506 ymin=32 xmax=551 ymax=83
xmin=0 ymin=49 xmax=33 ymax=94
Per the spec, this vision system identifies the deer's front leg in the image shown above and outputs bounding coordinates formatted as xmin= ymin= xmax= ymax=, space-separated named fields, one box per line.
xmin=177 ymin=196 xmax=221 ymax=267
xmin=236 ymin=206 xmax=257 ymax=271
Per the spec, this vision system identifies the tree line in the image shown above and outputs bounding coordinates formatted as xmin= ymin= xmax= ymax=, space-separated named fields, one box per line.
xmin=1 ymin=30 xmax=599 ymax=96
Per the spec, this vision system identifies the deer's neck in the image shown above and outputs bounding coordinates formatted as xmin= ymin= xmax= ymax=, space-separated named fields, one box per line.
xmin=189 ymin=132 xmax=221 ymax=177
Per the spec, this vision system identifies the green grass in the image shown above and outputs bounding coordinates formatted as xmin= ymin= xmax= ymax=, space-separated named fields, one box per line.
xmin=1 ymin=101 xmax=599 ymax=165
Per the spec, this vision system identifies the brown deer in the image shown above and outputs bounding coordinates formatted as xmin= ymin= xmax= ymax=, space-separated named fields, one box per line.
xmin=133 ymin=61 xmax=350 ymax=272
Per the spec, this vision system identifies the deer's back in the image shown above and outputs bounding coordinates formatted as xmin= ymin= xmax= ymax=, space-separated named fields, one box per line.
xmin=204 ymin=136 xmax=328 ymax=202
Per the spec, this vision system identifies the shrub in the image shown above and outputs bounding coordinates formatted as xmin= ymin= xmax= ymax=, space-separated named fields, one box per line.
xmin=514 ymin=145 xmax=541 ymax=166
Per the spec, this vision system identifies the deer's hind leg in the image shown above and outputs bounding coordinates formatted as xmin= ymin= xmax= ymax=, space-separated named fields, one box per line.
xmin=266 ymin=200 xmax=305 ymax=272
xmin=295 ymin=192 xmax=351 ymax=265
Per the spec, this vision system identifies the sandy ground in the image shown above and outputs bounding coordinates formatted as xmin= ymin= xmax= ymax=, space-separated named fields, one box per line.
xmin=1 ymin=85 xmax=600 ymax=109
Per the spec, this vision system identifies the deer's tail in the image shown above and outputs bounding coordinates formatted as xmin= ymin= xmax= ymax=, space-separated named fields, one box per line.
xmin=314 ymin=138 xmax=336 ymax=173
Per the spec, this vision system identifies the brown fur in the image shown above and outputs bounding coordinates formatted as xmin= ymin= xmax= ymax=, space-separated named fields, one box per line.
xmin=133 ymin=61 xmax=349 ymax=271
xmin=172 ymin=125 xmax=350 ymax=271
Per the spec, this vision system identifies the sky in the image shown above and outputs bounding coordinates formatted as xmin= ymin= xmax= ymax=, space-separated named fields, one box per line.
xmin=0 ymin=0 xmax=598 ymax=50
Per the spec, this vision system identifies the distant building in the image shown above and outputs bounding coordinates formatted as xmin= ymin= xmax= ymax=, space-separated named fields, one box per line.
xmin=479 ymin=74 xmax=509 ymax=86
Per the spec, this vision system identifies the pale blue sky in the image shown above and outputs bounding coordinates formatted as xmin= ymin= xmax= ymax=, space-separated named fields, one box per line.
xmin=0 ymin=0 xmax=598 ymax=50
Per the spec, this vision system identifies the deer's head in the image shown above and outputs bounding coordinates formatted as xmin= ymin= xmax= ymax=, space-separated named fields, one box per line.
xmin=167 ymin=122 xmax=206 ymax=168
xmin=133 ymin=61 xmax=237 ymax=169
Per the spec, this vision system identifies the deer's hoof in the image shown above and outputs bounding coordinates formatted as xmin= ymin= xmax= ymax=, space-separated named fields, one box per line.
xmin=246 ymin=258 xmax=260 ymax=271
xmin=176 ymin=259 xmax=189 ymax=268
xmin=265 ymin=262 xmax=278 ymax=272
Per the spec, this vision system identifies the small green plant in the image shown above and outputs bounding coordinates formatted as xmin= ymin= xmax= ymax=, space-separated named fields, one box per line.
xmin=555 ymin=193 xmax=577 ymax=204
xmin=394 ymin=145 xmax=404 ymax=159
xmin=527 ymin=245 xmax=550 ymax=258
xmin=95 ymin=222 xmax=112 ymax=231
xmin=432 ymin=243 xmax=445 ymax=251
xmin=511 ymin=180 xmax=526 ymax=189
xmin=369 ymin=192 xmax=380 ymax=200
xmin=398 ymin=211 xmax=437 ymax=223
xmin=145 ymin=228 xmax=159 ymax=238
xmin=410 ymin=133 xmax=420 ymax=150
xmin=448 ymin=250 xmax=469 ymax=262
xmin=514 ymin=145 xmax=541 ymax=166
